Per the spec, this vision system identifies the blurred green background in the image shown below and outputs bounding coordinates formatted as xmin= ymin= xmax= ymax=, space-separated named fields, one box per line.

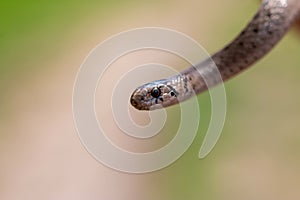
xmin=1 ymin=0 xmax=300 ymax=199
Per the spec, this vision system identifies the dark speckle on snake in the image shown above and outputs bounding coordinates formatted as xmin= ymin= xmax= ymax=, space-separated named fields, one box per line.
xmin=130 ymin=0 xmax=300 ymax=110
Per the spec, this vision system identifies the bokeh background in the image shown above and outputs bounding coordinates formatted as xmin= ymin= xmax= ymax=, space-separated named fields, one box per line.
xmin=1 ymin=0 xmax=300 ymax=199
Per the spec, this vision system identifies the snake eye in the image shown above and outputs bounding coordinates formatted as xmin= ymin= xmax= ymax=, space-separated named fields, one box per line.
xmin=151 ymin=87 xmax=161 ymax=98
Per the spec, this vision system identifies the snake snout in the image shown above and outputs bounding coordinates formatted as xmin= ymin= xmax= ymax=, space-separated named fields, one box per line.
xmin=130 ymin=98 xmax=138 ymax=107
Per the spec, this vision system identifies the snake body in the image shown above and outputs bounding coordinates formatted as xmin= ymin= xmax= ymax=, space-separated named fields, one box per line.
xmin=130 ymin=0 xmax=300 ymax=110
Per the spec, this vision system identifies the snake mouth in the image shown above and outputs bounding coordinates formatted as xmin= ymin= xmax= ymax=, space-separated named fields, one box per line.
xmin=130 ymin=101 xmax=148 ymax=110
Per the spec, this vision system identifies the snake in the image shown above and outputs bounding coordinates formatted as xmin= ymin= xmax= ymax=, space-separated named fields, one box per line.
xmin=130 ymin=0 xmax=300 ymax=110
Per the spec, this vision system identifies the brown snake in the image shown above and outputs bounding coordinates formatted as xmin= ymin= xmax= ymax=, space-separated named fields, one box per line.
xmin=130 ymin=0 xmax=300 ymax=110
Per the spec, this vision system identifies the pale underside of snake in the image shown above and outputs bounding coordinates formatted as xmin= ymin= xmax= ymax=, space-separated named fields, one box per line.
xmin=130 ymin=0 xmax=300 ymax=110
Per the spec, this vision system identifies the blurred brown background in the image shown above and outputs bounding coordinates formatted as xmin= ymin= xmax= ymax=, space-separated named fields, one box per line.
xmin=1 ymin=0 xmax=300 ymax=199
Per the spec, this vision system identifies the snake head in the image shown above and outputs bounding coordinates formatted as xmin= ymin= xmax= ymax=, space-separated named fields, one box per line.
xmin=130 ymin=79 xmax=178 ymax=110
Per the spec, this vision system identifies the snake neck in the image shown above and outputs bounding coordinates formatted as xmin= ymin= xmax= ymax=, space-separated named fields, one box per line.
xmin=181 ymin=0 xmax=300 ymax=95
xmin=213 ymin=0 xmax=300 ymax=81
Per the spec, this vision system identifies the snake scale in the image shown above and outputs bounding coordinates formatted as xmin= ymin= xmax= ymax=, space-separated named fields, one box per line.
xmin=130 ymin=0 xmax=300 ymax=110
